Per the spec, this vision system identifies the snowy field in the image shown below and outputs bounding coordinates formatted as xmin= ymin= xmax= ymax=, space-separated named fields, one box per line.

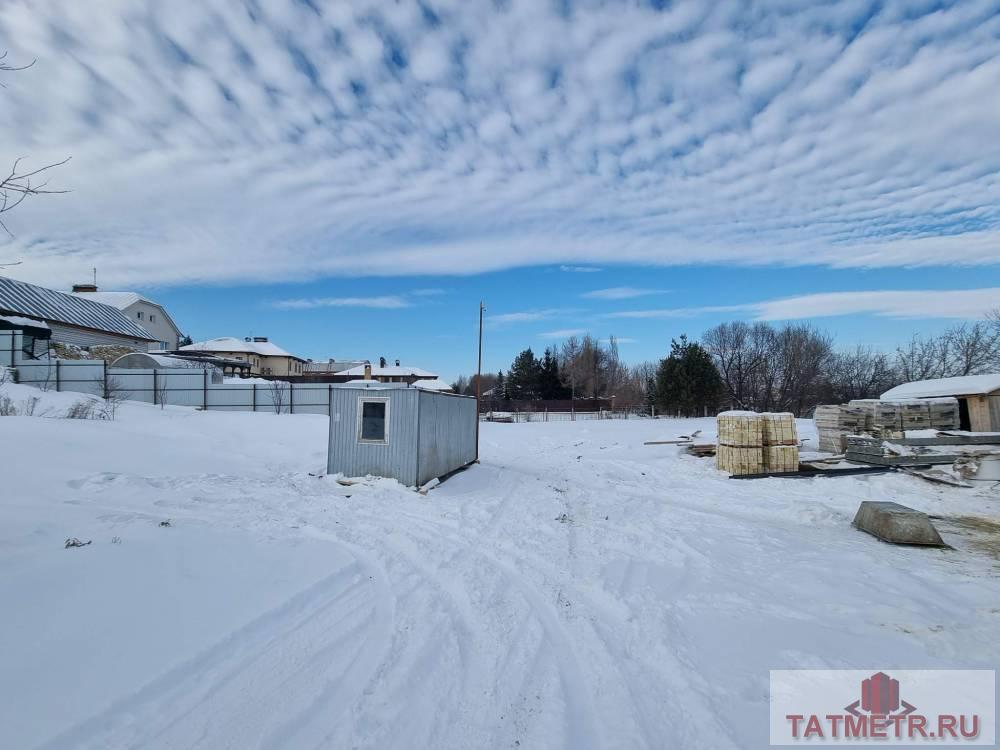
xmin=1 ymin=382 xmax=998 ymax=749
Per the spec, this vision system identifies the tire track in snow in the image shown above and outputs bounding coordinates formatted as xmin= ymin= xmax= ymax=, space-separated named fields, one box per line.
xmin=40 ymin=555 xmax=394 ymax=750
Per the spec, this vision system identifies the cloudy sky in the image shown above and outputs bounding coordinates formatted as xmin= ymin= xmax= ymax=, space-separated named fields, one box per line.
xmin=1 ymin=0 xmax=998 ymax=379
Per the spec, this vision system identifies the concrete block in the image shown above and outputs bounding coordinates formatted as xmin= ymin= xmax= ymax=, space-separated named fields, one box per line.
xmin=852 ymin=501 xmax=946 ymax=547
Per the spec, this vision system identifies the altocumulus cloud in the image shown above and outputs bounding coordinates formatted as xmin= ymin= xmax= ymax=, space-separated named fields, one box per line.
xmin=2 ymin=1 xmax=1000 ymax=288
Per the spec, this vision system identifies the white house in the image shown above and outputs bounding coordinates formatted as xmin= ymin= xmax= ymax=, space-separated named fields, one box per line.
xmin=180 ymin=336 xmax=307 ymax=377
xmin=0 ymin=275 xmax=156 ymax=352
xmin=71 ymin=284 xmax=182 ymax=351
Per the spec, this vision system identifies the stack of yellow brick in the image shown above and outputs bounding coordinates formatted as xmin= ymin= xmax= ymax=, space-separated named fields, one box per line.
xmin=716 ymin=411 xmax=800 ymax=475
xmin=761 ymin=412 xmax=799 ymax=473
xmin=716 ymin=412 xmax=764 ymax=475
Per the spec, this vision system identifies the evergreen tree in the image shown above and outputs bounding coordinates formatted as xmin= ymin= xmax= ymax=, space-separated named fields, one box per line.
xmin=538 ymin=347 xmax=569 ymax=399
xmin=506 ymin=348 xmax=542 ymax=400
xmin=495 ymin=370 xmax=507 ymax=401
xmin=645 ymin=374 xmax=657 ymax=410
xmin=178 ymin=334 xmax=193 ymax=347
xmin=654 ymin=335 xmax=723 ymax=417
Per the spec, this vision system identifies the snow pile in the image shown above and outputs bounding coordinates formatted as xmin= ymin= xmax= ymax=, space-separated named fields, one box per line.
xmin=1 ymin=382 xmax=998 ymax=748
xmin=882 ymin=374 xmax=1000 ymax=399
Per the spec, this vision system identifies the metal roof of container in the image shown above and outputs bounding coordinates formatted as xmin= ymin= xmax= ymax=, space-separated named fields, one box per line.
xmin=0 ymin=276 xmax=155 ymax=340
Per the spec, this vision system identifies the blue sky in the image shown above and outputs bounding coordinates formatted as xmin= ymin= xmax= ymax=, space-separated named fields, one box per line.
xmin=1 ymin=0 xmax=999 ymax=381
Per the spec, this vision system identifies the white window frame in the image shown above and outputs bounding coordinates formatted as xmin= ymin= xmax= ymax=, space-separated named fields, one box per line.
xmin=357 ymin=397 xmax=390 ymax=444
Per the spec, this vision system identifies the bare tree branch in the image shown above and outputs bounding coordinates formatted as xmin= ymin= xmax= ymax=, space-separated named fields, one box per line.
xmin=0 ymin=51 xmax=69 ymax=240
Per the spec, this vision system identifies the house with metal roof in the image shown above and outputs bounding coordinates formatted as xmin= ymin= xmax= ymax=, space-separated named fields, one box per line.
xmin=0 ymin=275 xmax=156 ymax=352
xmin=339 ymin=363 xmax=439 ymax=385
xmin=70 ymin=284 xmax=183 ymax=351
xmin=179 ymin=336 xmax=306 ymax=377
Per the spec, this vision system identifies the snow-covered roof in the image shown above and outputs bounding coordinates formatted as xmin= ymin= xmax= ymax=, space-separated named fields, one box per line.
xmin=882 ymin=374 xmax=1000 ymax=400
xmin=0 ymin=314 xmax=50 ymax=330
xmin=180 ymin=337 xmax=304 ymax=360
xmin=111 ymin=352 xmax=210 ymax=369
xmin=0 ymin=276 xmax=154 ymax=340
xmin=69 ymin=291 xmax=145 ymax=309
xmin=413 ymin=379 xmax=453 ymax=391
xmin=340 ymin=364 xmax=438 ymax=378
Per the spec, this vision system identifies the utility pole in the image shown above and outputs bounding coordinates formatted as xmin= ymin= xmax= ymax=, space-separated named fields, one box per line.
xmin=475 ymin=301 xmax=484 ymax=463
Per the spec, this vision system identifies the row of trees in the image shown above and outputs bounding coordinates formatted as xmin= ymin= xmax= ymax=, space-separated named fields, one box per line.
xmin=453 ymin=312 xmax=1000 ymax=417
xmin=452 ymin=335 xmax=646 ymax=406
xmin=703 ymin=316 xmax=1000 ymax=414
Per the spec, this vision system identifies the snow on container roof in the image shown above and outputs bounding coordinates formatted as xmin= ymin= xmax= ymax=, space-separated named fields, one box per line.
xmin=413 ymin=379 xmax=453 ymax=391
xmin=881 ymin=374 xmax=1000 ymax=400
xmin=0 ymin=276 xmax=154 ymax=340
xmin=180 ymin=336 xmax=303 ymax=359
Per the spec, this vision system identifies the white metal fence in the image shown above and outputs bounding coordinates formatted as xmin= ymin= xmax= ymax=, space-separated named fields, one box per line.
xmin=3 ymin=330 xmax=358 ymax=415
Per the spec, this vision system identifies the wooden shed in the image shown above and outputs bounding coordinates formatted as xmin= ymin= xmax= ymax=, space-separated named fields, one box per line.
xmin=881 ymin=375 xmax=1000 ymax=432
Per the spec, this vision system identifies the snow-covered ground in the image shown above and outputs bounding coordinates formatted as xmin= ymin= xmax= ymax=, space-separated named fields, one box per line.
xmin=1 ymin=382 xmax=998 ymax=749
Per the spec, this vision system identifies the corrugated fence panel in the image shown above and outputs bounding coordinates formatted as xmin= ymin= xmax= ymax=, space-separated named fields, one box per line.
xmin=417 ymin=391 xmax=478 ymax=486
xmin=16 ymin=359 xmax=106 ymax=396
xmin=206 ymin=384 xmax=258 ymax=411
xmin=327 ymin=388 xmax=419 ymax=485
xmin=287 ymin=383 xmax=335 ymax=415
xmin=154 ymin=370 xmax=207 ymax=408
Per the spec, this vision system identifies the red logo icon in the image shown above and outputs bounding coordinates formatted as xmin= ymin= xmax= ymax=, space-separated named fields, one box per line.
xmin=846 ymin=672 xmax=916 ymax=718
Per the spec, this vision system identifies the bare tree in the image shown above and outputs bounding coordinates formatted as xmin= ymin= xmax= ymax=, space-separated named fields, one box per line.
xmin=559 ymin=336 xmax=582 ymax=399
xmin=942 ymin=322 xmax=1000 ymax=376
xmin=0 ymin=51 xmax=69 ymax=239
xmin=894 ymin=322 xmax=1000 ymax=381
xmin=155 ymin=373 xmax=169 ymax=410
xmin=0 ymin=156 xmax=71 ymax=236
xmin=268 ymin=379 xmax=289 ymax=414
xmin=827 ymin=346 xmax=897 ymax=402
xmin=702 ymin=321 xmax=832 ymax=414
xmin=94 ymin=374 xmax=129 ymax=420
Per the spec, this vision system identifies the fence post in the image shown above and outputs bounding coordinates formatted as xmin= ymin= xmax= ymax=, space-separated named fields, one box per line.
xmin=152 ymin=369 xmax=158 ymax=406
xmin=55 ymin=359 xmax=60 ymax=392
xmin=252 ymin=383 xmax=257 ymax=412
xmin=328 ymin=384 xmax=333 ymax=417
xmin=103 ymin=360 xmax=108 ymax=398
xmin=289 ymin=382 xmax=294 ymax=414
xmin=203 ymin=369 xmax=208 ymax=410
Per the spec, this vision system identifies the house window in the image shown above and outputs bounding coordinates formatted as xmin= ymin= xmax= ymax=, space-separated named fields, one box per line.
xmin=149 ymin=314 xmax=156 ymax=323
xmin=358 ymin=399 xmax=389 ymax=443
xmin=137 ymin=311 xmax=144 ymax=320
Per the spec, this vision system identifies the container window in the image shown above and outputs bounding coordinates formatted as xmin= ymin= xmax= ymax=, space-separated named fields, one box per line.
xmin=359 ymin=399 xmax=389 ymax=442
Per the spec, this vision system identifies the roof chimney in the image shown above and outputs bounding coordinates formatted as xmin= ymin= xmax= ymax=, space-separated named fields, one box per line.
xmin=72 ymin=283 xmax=98 ymax=293
xmin=395 ymin=359 xmax=400 ymax=367
xmin=253 ymin=336 xmax=268 ymax=342
xmin=363 ymin=363 xmax=372 ymax=380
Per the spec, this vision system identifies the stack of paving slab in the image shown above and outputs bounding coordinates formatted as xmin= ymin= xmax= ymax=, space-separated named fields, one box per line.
xmin=761 ymin=412 xmax=799 ymax=473
xmin=717 ymin=411 xmax=799 ymax=475
xmin=716 ymin=411 xmax=764 ymax=475
xmin=814 ymin=403 xmax=870 ymax=454
xmin=851 ymin=398 xmax=959 ymax=435
xmin=814 ymin=398 xmax=959 ymax=454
